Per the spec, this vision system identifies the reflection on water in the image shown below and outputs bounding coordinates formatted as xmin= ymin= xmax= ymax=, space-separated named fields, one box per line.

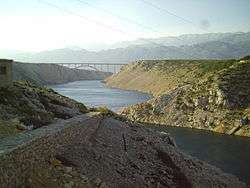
xmin=51 ymin=80 xmax=151 ymax=111
xmin=149 ymin=125 xmax=250 ymax=185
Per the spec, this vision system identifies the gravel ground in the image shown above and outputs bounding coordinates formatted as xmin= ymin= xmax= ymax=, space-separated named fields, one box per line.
xmin=53 ymin=116 xmax=247 ymax=188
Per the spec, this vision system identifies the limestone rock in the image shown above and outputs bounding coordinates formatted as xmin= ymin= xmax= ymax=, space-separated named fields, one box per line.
xmin=0 ymin=81 xmax=89 ymax=132
xmin=114 ymin=59 xmax=250 ymax=137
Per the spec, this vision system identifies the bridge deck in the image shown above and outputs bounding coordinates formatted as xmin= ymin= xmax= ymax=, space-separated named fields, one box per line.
xmin=55 ymin=63 xmax=127 ymax=73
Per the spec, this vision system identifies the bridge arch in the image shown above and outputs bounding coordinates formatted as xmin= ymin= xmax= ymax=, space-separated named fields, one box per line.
xmin=58 ymin=63 xmax=126 ymax=73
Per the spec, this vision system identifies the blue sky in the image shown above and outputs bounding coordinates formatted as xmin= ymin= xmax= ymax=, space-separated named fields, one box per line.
xmin=0 ymin=0 xmax=249 ymax=51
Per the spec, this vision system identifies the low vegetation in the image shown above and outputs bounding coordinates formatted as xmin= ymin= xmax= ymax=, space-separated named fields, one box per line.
xmin=0 ymin=81 xmax=90 ymax=139
xmin=106 ymin=57 xmax=250 ymax=136
xmin=91 ymin=106 xmax=114 ymax=116
xmin=0 ymin=120 xmax=21 ymax=139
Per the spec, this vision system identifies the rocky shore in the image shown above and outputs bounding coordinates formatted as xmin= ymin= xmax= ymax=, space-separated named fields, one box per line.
xmin=0 ymin=80 xmax=248 ymax=187
xmin=106 ymin=58 xmax=250 ymax=137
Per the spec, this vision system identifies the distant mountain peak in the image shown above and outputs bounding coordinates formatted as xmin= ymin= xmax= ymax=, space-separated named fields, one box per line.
xmin=65 ymin=46 xmax=84 ymax=51
xmin=1 ymin=32 xmax=250 ymax=63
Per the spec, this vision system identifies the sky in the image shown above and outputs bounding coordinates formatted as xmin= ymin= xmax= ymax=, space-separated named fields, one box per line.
xmin=0 ymin=0 xmax=250 ymax=52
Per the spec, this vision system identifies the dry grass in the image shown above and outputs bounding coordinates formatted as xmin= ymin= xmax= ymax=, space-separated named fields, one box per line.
xmin=0 ymin=120 xmax=21 ymax=139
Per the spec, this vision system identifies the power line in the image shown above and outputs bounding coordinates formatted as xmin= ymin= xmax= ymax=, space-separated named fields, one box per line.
xmin=72 ymin=0 xmax=232 ymax=60
xmin=37 ymin=0 xmax=197 ymax=59
xmin=72 ymin=0 xmax=230 ymax=59
xmin=72 ymin=0 xmax=201 ymax=50
xmin=136 ymin=0 xmax=231 ymax=58
xmin=137 ymin=0 xmax=202 ymax=30
xmin=37 ymin=0 xmax=231 ymax=60
xmin=37 ymin=0 xmax=128 ymax=36
xmin=73 ymin=0 xmax=161 ymax=35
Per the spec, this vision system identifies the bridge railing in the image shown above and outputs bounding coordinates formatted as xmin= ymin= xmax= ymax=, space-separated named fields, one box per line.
xmin=57 ymin=63 xmax=127 ymax=73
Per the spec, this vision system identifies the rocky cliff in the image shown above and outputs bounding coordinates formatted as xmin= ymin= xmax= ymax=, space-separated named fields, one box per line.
xmin=13 ymin=62 xmax=112 ymax=86
xmin=106 ymin=59 xmax=250 ymax=137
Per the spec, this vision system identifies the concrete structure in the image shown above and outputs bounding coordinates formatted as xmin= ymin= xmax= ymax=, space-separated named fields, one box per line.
xmin=0 ymin=59 xmax=13 ymax=87
xmin=58 ymin=63 xmax=126 ymax=73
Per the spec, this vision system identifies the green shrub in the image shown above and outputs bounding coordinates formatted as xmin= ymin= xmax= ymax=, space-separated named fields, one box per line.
xmin=0 ymin=120 xmax=21 ymax=139
xmin=239 ymin=55 xmax=250 ymax=61
xmin=94 ymin=106 xmax=114 ymax=115
xmin=199 ymin=60 xmax=235 ymax=73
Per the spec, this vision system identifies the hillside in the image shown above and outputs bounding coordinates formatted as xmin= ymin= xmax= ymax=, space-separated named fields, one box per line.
xmin=0 ymin=81 xmax=89 ymax=139
xmin=0 ymin=82 xmax=247 ymax=187
xmin=106 ymin=58 xmax=250 ymax=137
xmin=111 ymin=32 xmax=249 ymax=49
xmin=2 ymin=32 xmax=250 ymax=64
xmin=80 ymin=32 xmax=239 ymax=50
xmin=13 ymin=62 xmax=112 ymax=86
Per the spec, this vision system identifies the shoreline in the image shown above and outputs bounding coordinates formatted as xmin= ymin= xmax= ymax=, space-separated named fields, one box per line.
xmin=104 ymin=59 xmax=250 ymax=137
xmin=105 ymin=81 xmax=250 ymax=138
xmin=0 ymin=80 xmax=249 ymax=186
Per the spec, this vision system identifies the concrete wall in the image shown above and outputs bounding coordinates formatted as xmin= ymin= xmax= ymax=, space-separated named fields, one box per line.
xmin=0 ymin=59 xmax=13 ymax=87
xmin=0 ymin=113 xmax=101 ymax=187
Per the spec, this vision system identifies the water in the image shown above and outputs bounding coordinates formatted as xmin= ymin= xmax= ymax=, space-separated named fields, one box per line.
xmin=51 ymin=80 xmax=151 ymax=111
xmin=52 ymin=80 xmax=250 ymax=185
xmin=149 ymin=126 xmax=250 ymax=185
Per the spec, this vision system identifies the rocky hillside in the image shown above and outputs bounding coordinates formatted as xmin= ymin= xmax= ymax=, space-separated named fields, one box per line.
xmin=106 ymin=58 xmax=250 ymax=137
xmin=0 ymin=81 xmax=247 ymax=187
xmin=0 ymin=110 xmax=247 ymax=188
xmin=0 ymin=81 xmax=89 ymax=139
xmin=13 ymin=62 xmax=112 ymax=86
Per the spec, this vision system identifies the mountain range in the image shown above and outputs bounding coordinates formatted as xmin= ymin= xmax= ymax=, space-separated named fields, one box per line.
xmin=1 ymin=32 xmax=250 ymax=64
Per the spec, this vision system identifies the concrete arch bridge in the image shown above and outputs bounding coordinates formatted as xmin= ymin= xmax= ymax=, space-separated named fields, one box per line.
xmin=57 ymin=63 xmax=127 ymax=73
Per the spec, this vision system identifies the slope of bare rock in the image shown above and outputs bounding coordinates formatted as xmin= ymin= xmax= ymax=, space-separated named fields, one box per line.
xmin=106 ymin=59 xmax=250 ymax=136
xmin=63 ymin=116 xmax=247 ymax=188
xmin=0 ymin=114 xmax=247 ymax=187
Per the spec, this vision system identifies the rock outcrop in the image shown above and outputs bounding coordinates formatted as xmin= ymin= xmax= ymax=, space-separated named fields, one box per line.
xmin=0 ymin=81 xmax=89 ymax=138
xmin=0 ymin=113 xmax=247 ymax=187
xmin=106 ymin=59 xmax=250 ymax=136
xmin=0 ymin=80 xmax=248 ymax=187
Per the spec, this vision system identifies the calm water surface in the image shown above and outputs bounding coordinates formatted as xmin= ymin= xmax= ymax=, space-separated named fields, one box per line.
xmin=149 ymin=126 xmax=250 ymax=185
xmin=52 ymin=80 xmax=250 ymax=185
xmin=52 ymin=80 xmax=151 ymax=111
